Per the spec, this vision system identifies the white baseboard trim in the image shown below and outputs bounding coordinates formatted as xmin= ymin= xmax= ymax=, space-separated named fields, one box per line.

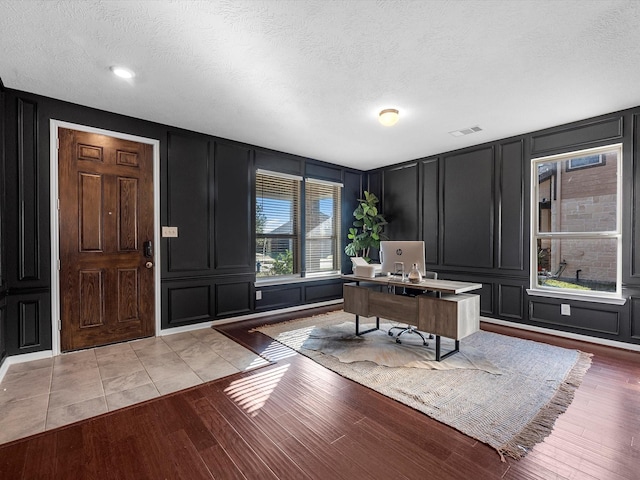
xmin=0 ymin=359 xmax=9 ymax=385
xmin=158 ymin=321 xmax=215 ymax=336
xmin=158 ymin=299 xmax=343 ymax=336
xmin=0 ymin=350 xmax=53 ymax=384
xmin=481 ymin=316 xmax=640 ymax=353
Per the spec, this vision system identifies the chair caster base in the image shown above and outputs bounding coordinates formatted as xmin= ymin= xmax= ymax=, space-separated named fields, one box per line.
xmin=389 ymin=326 xmax=431 ymax=348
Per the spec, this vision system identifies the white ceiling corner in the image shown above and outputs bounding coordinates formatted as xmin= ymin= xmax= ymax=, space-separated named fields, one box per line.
xmin=1 ymin=0 xmax=639 ymax=170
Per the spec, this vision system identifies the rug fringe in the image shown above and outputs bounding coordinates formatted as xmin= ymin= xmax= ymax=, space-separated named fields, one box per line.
xmin=497 ymin=350 xmax=593 ymax=461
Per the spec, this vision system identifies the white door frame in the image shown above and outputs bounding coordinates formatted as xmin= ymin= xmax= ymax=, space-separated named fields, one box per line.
xmin=49 ymin=120 xmax=161 ymax=356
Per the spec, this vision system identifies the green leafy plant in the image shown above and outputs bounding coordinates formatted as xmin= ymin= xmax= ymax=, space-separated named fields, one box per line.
xmin=344 ymin=191 xmax=388 ymax=262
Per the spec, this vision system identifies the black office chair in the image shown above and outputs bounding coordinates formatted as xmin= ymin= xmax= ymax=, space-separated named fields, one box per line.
xmin=388 ymin=271 xmax=437 ymax=345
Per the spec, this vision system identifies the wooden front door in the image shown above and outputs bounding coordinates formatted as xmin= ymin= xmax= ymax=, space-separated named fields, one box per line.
xmin=58 ymin=128 xmax=155 ymax=351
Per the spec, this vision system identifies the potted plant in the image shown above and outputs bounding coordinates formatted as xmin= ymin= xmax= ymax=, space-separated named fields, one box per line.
xmin=344 ymin=191 xmax=388 ymax=262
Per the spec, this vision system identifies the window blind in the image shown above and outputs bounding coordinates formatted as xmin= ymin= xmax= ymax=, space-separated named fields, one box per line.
xmin=305 ymin=179 xmax=341 ymax=275
xmin=255 ymin=171 xmax=301 ymax=277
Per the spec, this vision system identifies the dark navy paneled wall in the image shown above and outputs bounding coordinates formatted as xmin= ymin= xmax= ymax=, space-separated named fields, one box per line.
xmin=3 ymin=81 xmax=640 ymax=367
xmin=373 ymin=110 xmax=640 ymax=346
xmin=0 ymin=87 xmax=361 ymax=362
xmin=0 ymin=81 xmax=6 ymax=365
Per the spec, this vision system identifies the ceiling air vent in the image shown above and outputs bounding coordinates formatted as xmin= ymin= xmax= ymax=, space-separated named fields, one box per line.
xmin=449 ymin=126 xmax=483 ymax=137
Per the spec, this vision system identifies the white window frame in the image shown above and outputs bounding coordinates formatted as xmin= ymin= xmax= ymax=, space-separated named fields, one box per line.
xmin=528 ymin=143 xmax=624 ymax=303
xmin=255 ymin=171 xmax=343 ymax=284
xmin=255 ymin=169 xmax=303 ymax=282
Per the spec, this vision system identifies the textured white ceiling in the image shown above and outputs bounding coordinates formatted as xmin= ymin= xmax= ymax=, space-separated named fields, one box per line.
xmin=1 ymin=0 xmax=640 ymax=170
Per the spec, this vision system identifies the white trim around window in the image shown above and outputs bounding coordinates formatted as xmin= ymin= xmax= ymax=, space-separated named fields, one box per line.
xmin=529 ymin=143 xmax=623 ymax=302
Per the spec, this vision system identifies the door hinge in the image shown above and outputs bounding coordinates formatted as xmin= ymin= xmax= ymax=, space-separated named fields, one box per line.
xmin=57 ymin=259 xmax=61 ymax=271
xmin=58 ymin=320 xmax=61 ymax=331
xmin=57 ymin=137 xmax=60 ymax=150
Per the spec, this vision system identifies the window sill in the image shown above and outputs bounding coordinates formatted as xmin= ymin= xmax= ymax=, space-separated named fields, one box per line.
xmin=526 ymin=288 xmax=627 ymax=305
xmin=255 ymin=274 xmax=342 ymax=287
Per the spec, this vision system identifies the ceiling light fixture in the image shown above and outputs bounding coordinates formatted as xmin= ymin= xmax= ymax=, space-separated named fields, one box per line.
xmin=110 ymin=65 xmax=135 ymax=79
xmin=379 ymin=108 xmax=399 ymax=127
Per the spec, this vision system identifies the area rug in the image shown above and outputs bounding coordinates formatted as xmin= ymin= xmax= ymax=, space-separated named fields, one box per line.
xmin=251 ymin=310 xmax=592 ymax=461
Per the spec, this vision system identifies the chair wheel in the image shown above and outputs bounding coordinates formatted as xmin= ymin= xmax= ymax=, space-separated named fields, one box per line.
xmin=396 ymin=338 xmax=401 ymax=344
xmin=388 ymin=331 xmax=393 ymax=336
xmin=423 ymin=342 xmax=428 ymax=346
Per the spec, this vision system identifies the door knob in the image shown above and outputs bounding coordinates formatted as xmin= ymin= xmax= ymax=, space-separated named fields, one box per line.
xmin=145 ymin=261 xmax=153 ymax=269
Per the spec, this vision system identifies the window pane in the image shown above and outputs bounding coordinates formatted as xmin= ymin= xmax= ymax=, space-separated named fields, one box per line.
xmin=536 ymin=237 xmax=617 ymax=292
xmin=305 ymin=181 xmax=341 ymax=274
xmin=256 ymin=174 xmax=299 ymax=235
xmin=536 ymin=149 xmax=618 ymax=233
xmin=256 ymin=173 xmax=300 ymax=277
xmin=256 ymin=237 xmax=297 ymax=277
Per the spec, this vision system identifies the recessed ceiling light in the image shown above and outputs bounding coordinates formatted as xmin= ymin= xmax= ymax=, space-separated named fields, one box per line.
xmin=110 ymin=66 xmax=135 ymax=79
xmin=379 ymin=108 xmax=400 ymax=127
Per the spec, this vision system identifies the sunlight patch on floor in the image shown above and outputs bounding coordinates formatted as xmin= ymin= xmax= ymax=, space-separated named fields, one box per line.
xmin=224 ymin=364 xmax=289 ymax=416
xmin=243 ymin=356 xmax=271 ymax=370
xmin=258 ymin=339 xmax=299 ymax=361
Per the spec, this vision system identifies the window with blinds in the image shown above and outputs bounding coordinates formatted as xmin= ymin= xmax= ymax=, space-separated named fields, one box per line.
xmin=305 ymin=179 xmax=342 ymax=276
xmin=256 ymin=171 xmax=301 ymax=278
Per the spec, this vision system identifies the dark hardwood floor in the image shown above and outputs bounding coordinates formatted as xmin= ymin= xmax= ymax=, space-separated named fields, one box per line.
xmin=1 ymin=306 xmax=639 ymax=479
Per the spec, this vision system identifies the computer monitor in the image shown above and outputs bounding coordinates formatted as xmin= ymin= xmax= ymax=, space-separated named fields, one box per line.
xmin=380 ymin=241 xmax=426 ymax=276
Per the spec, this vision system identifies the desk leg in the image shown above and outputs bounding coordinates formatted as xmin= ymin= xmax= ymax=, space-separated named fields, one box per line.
xmin=355 ymin=315 xmax=380 ymax=336
xmin=435 ymin=337 xmax=460 ymax=361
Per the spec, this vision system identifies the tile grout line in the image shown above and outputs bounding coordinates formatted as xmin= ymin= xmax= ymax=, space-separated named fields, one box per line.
xmin=99 ymin=345 xmax=120 ymax=412
xmin=95 ymin=346 xmax=108 ymax=414
xmin=45 ymin=347 xmax=102 ymax=431
xmin=149 ymin=337 xmax=173 ymax=397
xmin=169 ymin=337 xmax=203 ymax=383
xmin=133 ymin=336 xmax=176 ymax=399
xmin=43 ymin=357 xmax=55 ymax=433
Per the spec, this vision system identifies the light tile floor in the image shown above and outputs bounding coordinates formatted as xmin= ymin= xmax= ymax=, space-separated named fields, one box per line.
xmin=0 ymin=328 xmax=269 ymax=445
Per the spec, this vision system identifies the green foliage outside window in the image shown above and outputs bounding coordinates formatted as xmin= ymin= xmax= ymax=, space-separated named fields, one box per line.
xmin=256 ymin=203 xmax=267 ymax=234
xmin=270 ymin=249 xmax=293 ymax=275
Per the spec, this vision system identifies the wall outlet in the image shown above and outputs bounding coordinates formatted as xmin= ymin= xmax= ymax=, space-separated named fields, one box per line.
xmin=162 ymin=226 xmax=178 ymax=237
xmin=561 ymin=304 xmax=571 ymax=316
xmin=255 ymin=290 xmax=262 ymax=300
